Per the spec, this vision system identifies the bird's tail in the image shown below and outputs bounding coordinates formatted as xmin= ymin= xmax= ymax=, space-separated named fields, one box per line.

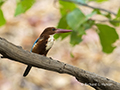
xmin=23 ymin=65 xmax=32 ymax=77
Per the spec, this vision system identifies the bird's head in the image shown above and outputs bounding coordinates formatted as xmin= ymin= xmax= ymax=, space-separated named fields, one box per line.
xmin=41 ymin=27 xmax=72 ymax=36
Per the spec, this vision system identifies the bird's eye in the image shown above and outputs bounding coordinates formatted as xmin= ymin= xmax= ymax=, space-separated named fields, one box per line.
xmin=52 ymin=28 xmax=56 ymax=31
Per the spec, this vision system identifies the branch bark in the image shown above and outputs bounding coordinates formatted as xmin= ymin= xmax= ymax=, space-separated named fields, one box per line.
xmin=0 ymin=37 xmax=120 ymax=90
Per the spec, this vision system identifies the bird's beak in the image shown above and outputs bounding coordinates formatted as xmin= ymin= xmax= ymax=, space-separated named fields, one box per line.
xmin=55 ymin=29 xmax=72 ymax=33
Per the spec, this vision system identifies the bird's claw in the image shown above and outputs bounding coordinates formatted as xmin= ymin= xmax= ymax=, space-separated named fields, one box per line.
xmin=0 ymin=56 xmax=5 ymax=58
xmin=49 ymin=57 xmax=53 ymax=59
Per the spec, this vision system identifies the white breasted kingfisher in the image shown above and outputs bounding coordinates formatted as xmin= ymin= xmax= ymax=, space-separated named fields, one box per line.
xmin=23 ymin=27 xmax=72 ymax=77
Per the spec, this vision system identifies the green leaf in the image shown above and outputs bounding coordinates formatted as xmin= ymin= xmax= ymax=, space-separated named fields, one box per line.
xmin=92 ymin=9 xmax=101 ymax=14
xmin=77 ymin=26 xmax=86 ymax=35
xmin=82 ymin=20 xmax=95 ymax=30
xmin=70 ymin=31 xmax=82 ymax=46
xmin=57 ymin=15 xmax=69 ymax=29
xmin=88 ymin=0 xmax=108 ymax=3
xmin=67 ymin=8 xmax=86 ymax=30
xmin=0 ymin=0 xmax=5 ymax=7
xmin=95 ymin=0 xmax=108 ymax=3
xmin=86 ymin=11 xmax=96 ymax=19
xmin=14 ymin=0 xmax=35 ymax=16
xmin=110 ymin=8 xmax=120 ymax=26
xmin=104 ymin=13 xmax=111 ymax=19
xmin=92 ymin=8 xmax=112 ymax=19
xmin=0 ymin=8 xmax=6 ymax=26
xmin=59 ymin=0 xmax=76 ymax=16
xmin=54 ymin=15 xmax=71 ymax=39
xmin=66 ymin=8 xmax=96 ymax=46
xmin=54 ymin=32 xmax=70 ymax=40
xmin=54 ymin=34 xmax=60 ymax=39
xmin=116 ymin=8 xmax=120 ymax=19
xmin=96 ymin=24 xmax=119 ymax=53
xmin=70 ymin=52 xmax=74 ymax=58
xmin=110 ymin=18 xmax=120 ymax=26
xmin=14 ymin=3 xmax=23 ymax=16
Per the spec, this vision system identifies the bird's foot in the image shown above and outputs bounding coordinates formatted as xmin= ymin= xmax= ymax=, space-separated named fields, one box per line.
xmin=49 ymin=57 xmax=53 ymax=60
xmin=0 ymin=55 xmax=6 ymax=58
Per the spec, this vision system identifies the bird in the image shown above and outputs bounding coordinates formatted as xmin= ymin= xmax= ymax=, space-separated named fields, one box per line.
xmin=23 ymin=27 xmax=72 ymax=77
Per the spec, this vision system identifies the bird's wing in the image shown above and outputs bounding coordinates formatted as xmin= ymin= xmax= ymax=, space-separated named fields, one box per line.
xmin=31 ymin=38 xmax=39 ymax=52
xmin=30 ymin=37 xmax=44 ymax=52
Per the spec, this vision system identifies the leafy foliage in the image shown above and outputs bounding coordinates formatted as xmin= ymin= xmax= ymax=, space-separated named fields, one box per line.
xmin=96 ymin=24 xmax=119 ymax=53
xmin=0 ymin=8 xmax=6 ymax=26
xmin=55 ymin=0 xmax=119 ymax=53
xmin=0 ymin=0 xmax=6 ymax=26
xmin=70 ymin=30 xmax=82 ymax=46
xmin=66 ymin=8 xmax=95 ymax=45
xmin=67 ymin=8 xmax=86 ymax=30
xmin=110 ymin=8 xmax=120 ymax=26
xmin=55 ymin=7 xmax=95 ymax=46
xmin=0 ymin=0 xmax=119 ymax=53
xmin=55 ymin=1 xmax=96 ymax=45
xmin=88 ymin=0 xmax=108 ymax=3
xmin=59 ymin=0 xmax=77 ymax=16
xmin=0 ymin=0 xmax=5 ymax=7
xmin=14 ymin=0 xmax=35 ymax=16
xmin=54 ymin=1 xmax=77 ymax=40
xmin=54 ymin=15 xmax=71 ymax=40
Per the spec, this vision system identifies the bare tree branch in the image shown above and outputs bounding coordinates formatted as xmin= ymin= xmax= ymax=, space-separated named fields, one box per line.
xmin=88 ymin=19 xmax=120 ymax=23
xmin=61 ymin=0 xmax=117 ymax=16
xmin=0 ymin=37 xmax=120 ymax=90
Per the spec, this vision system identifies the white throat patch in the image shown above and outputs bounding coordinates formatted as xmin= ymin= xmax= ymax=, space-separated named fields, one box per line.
xmin=46 ymin=35 xmax=54 ymax=50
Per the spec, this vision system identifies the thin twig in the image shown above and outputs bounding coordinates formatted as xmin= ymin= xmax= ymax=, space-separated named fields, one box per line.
xmin=61 ymin=0 xmax=117 ymax=16
xmin=88 ymin=19 xmax=120 ymax=23
xmin=96 ymin=20 xmax=120 ymax=23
